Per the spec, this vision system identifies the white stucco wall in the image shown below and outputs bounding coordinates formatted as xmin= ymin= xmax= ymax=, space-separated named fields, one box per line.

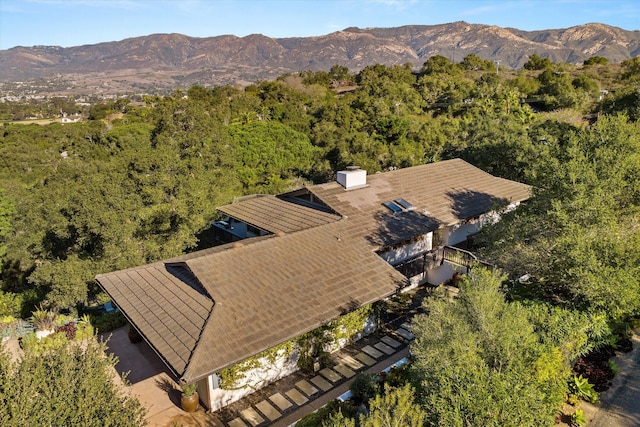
xmin=207 ymin=348 xmax=301 ymax=411
xmin=204 ymin=315 xmax=377 ymax=411
xmin=378 ymin=232 xmax=433 ymax=265
xmin=443 ymin=203 xmax=520 ymax=246
xmin=445 ymin=222 xmax=481 ymax=246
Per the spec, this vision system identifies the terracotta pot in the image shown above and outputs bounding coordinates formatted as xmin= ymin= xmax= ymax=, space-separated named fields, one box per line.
xmin=181 ymin=392 xmax=199 ymax=412
xmin=128 ymin=327 xmax=142 ymax=343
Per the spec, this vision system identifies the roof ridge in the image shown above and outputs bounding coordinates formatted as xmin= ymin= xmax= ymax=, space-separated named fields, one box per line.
xmin=178 ymin=276 xmax=217 ymax=382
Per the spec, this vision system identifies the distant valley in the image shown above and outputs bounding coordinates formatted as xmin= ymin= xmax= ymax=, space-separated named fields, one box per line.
xmin=1 ymin=21 xmax=639 ymax=95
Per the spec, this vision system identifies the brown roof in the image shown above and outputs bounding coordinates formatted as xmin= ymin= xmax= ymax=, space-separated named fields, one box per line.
xmin=97 ymin=262 xmax=214 ymax=376
xmin=217 ymin=195 xmax=341 ymax=234
xmin=97 ymin=224 xmax=405 ymax=382
xmin=307 ymin=158 xmax=531 ymax=248
xmin=96 ymin=159 xmax=530 ymax=382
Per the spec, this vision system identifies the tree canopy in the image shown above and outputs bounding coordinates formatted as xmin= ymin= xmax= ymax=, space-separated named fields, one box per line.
xmin=0 ymin=339 xmax=145 ymax=426
xmin=409 ymin=269 xmax=568 ymax=427
xmin=0 ymin=54 xmax=638 ymax=323
xmin=1 ymin=53 xmax=639 ymax=427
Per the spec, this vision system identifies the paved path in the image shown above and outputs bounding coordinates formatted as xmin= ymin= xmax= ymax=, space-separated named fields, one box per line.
xmin=272 ymin=347 xmax=410 ymax=427
xmin=219 ymin=326 xmax=414 ymax=427
xmin=585 ymin=330 xmax=640 ymax=427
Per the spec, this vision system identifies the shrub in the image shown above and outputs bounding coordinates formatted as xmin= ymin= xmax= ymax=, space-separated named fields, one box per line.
xmin=569 ymin=375 xmax=598 ymax=403
xmin=296 ymin=400 xmax=357 ymax=427
xmin=30 ymin=305 xmax=56 ymax=331
xmin=571 ymin=408 xmax=587 ymax=427
xmin=91 ymin=311 xmax=126 ymax=333
xmin=0 ymin=291 xmax=21 ymax=317
xmin=20 ymin=331 xmax=68 ymax=354
xmin=74 ymin=315 xmax=94 ymax=340
xmin=349 ymin=373 xmax=378 ymax=406
xmin=0 ymin=318 xmax=18 ymax=340
xmin=55 ymin=322 xmax=76 ymax=340
xmin=0 ymin=338 xmax=146 ymax=425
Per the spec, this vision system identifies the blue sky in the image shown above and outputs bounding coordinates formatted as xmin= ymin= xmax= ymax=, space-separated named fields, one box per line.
xmin=1 ymin=0 xmax=639 ymax=50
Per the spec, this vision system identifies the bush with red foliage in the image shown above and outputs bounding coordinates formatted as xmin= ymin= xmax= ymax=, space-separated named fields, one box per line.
xmin=573 ymin=345 xmax=615 ymax=392
xmin=55 ymin=322 xmax=77 ymax=340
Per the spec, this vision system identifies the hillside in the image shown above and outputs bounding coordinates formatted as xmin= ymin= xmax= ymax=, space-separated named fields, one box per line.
xmin=1 ymin=21 xmax=639 ymax=93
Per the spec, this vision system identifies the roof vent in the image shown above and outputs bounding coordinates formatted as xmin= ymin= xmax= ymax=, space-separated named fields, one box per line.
xmin=337 ymin=166 xmax=367 ymax=190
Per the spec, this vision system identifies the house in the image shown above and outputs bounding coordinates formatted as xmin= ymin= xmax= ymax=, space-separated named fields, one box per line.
xmin=61 ymin=114 xmax=82 ymax=124
xmin=95 ymin=159 xmax=530 ymax=411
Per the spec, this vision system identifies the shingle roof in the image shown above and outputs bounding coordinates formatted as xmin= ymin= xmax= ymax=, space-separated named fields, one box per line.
xmin=95 ymin=159 xmax=531 ymax=383
xmin=96 ymin=262 xmax=214 ymax=376
xmin=307 ymin=158 xmax=531 ymax=248
xmin=98 ymin=224 xmax=405 ymax=383
xmin=217 ymin=195 xmax=341 ymax=234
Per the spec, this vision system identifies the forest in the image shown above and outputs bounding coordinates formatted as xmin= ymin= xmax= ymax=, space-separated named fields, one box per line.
xmin=0 ymin=53 xmax=639 ymax=425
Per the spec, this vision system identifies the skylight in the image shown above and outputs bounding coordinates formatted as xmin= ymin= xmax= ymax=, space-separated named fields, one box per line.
xmin=382 ymin=201 xmax=403 ymax=213
xmin=394 ymin=198 xmax=414 ymax=210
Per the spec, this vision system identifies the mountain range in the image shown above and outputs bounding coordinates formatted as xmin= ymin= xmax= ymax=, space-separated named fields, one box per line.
xmin=1 ymin=21 xmax=639 ymax=94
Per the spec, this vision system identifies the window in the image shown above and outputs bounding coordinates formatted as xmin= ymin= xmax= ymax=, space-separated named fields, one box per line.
xmin=383 ymin=201 xmax=403 ymax=213
xmin=383 ymin=198 xmax=415 ymax=213
xmin=394 ymin=198 xmax=414 ymax=210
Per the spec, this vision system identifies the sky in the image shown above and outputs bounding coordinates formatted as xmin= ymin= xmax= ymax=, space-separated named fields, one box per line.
xmin=1 ymin=0 xmax=639 ymax=50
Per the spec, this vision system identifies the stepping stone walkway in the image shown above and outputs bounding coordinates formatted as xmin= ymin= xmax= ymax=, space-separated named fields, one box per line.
xmin=221 ymin=331 xmax=411 ymax=426
xmin=269 ymin=392 xmax=292 ymax=411
xmin=381 ymin=335 xmax=402 ymax=348
xmin=362 ymin=344 xmax=384 ymax=359
xmin=240 ymin=407 xmax=265 ymax=426
xmin=395 ymin=327 xmax=415 ymax=340
xmin=339 ymin=355 xmax=364 ymax=370
xmin=333 ymin=364 xmax=356 ymax=379
xmin=354 ymin=351 xmax=377 ymax=366
xmin=319 ymin=367 xmax=342 ymax=383
xmin=286 ymin=388 xmax=308 ymax=406
xmin=255 ymin=400 xmax=281 ymax=422
xmin=374 ymin=341 xmax=396 ymax=355
xmin=228 ymin=418 xmax=248 ymax=427
xmin=295 ymin=379 xmax=318 ymax=396
xmin=310 ymin=375 xmax=332 ymax=391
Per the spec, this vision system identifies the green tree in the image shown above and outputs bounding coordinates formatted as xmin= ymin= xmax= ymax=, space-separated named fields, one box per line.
xmin=583 ymin=56 xmax=609 ymax=66
xmin=227 ymin=121 xmax=319 ymax=193
xmin=523 ymin=54 xmax=552 ymax=70
xmin=478 ymin=115 xmax=640 ymax=319
xmin=0 ymin=190 xmax=14 ymax=269
xmin=621 ymin=56 xmax=640 ymax=81
xmin=0 ymin=339 xmax=145 ymax=426
xmin=460 ymin=53 xmax=494 ymax=71
xmin=360 ymin=384 xmax=426 ymax=427
xmin=410 ymin=269 xmax=566 ymax=427
xmin=330 ymin=65 xmax=351 ymax=82
xmin=421 ymin=55 xmax=459 ymax=75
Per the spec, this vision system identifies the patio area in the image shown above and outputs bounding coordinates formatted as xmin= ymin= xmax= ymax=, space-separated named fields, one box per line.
xmin=103 ymin=326 xmax=225 ymax=426
xmin=103 ymin=318 xmax=416 ymax=427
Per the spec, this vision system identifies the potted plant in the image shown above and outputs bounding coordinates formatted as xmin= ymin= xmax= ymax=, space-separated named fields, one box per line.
xmin=128 ymin=324 xmax=142 ymax=343
xmin=31 ymin=306 xmax=56 ymax=339
xmin=180 ymin=382 xmax=199 ymax=412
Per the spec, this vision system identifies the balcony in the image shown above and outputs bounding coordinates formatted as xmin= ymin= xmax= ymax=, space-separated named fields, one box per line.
xmin=393 ymin=246 xmax=494 ymax=287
